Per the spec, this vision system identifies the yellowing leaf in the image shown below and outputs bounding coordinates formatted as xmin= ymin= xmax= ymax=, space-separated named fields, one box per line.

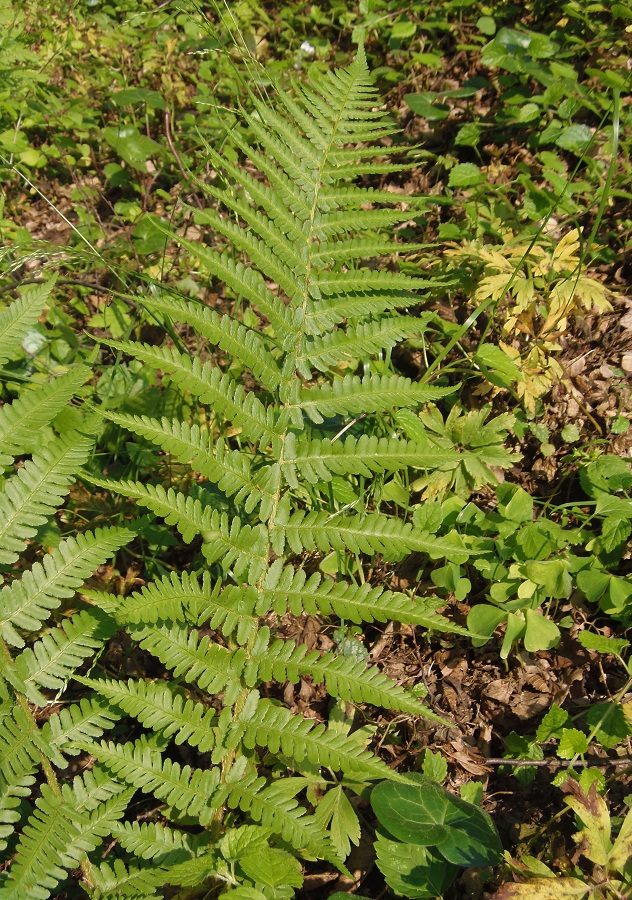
xmin=475 ymin=273 xmax=514 ymax=303
xmin=609 ymin=806 xmax=632 ymax=873
xmin=552 ymin=228 xmax=580 ymax=270
xmin=561 ymin=779 xmax=611 ymax=867
xmin=492 ymin=876 xmax=589 ymax=900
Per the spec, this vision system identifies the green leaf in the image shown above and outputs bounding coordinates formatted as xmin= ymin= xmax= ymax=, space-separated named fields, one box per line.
xmin=371 ymin=774 xmax=502 ymax=867
xmin=585 ymin=702 xmax=631 ymax=750
xmin=240 ymin=848 xmax=303 ymax=895
xmin=474 ymin=343 xmax=523 ymax=388
xmin=477 ymin=16 xmax=496 ymax=35
xmin=577 ymin=631 xmax=629 ymax=657
xmin=422 ymin=750 xmax=448 ymax=784
xmin=404 ymin=94 xmax=450 ymax=121
xmin=314 ymin=785 xmax=360 ymax=860
xmin=496 ymin=483 xmax=533 ymax=523
xmin=375 ymin=830 xmax=457 ymax=899
xmin=448 ymin=163 xmax=485 ymax=188
xmin=524 ymin=610 xmax=561 ymax=653
xmin=555 ymin=125 xmax=592 ymax=155
xmin=536 ymin=705 xmax=571 ymax=742
xmin=103 ymin=126 xmax=161 ymax=171
xmin=557 ymin=729 xmax=589 ymax=759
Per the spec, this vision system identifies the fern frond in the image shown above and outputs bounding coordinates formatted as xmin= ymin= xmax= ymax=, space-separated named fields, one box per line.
xmin=42 ymin=697 xmax=122 ymax=757
xmin=198 ymin=139 xmax=306 ymax=241
xmin=260 ymin=563 xmax=472 ymax=635
xmin=144 ymin=294 xmax=283 ymax=392
xmin=83 ymin=678 xmax=218 ymax=752
xmin=109 ymin=820 xmax=210 ymax=863
xmin=274 ymin=507 xmax=451 ymax=560
xmin=168 ymin=234 xmax=293 ymax=337
xmin=192 ymin=581 xmax=258 ymax=643
xmin=233 ymin=697 xmax=396 ymax=781
xmin=0 ymin=367 xmax=88 ymax=465
xmin=301 ymin=291 xmax=430 ymax=335
xmin=99 ymin=412 xmax=268 ymax=512
xmin=192 ymin=205 xmax=301 ymax=302
xmin=0 ymin=706 xmax=62 ymax=783
xmin=0 ymin=526 xmax=133 ymax=647
xmin=88 ymin=858 xmax=169 ymax=899
xmin=130 ymin=623 xmax=242 ymax=702
xmin=81 ymin=738 xmax=220 ymax=825
xmin=12 ymin=609 xmax=116 ymax=705
xmin=99 ymin=339 xmax=281 ymax=448
xmin=0 ymin=784 xmax=99 ymax=900
xmin=114 ymin=570 xmax=210 ymax=625
xmin=300 ymin=316 xmax=430 ymax=373
xmin=0 ymin=279 xmax=55 ymax=368
xmin=310 ymin=238 xmax=430 ymax=265
xmin=0 ymin=775 xmax=33 ymax=854
xmin=61 ymin=766 xmax=129 ymax=815
xmin=302 ymin=651 xmax=444 ymax=720
xmin=296 ymin=373 xmax=455 ymax=422
xmin=282 ymin=433 xmax=463 ymax=487
xmin=83 ymin=476 xmax=269 ymax=580
xmin=313 ymin=208 xmax=419 ymax=238
xmin=0 ymin=432 xmax=94 ymax=566
xmin=220 ymin=773 xmax=338 ymax=864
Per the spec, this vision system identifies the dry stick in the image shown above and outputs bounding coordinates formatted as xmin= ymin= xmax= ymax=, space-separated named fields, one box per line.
xmin=484 ymin=757 xmax=632 ymax=769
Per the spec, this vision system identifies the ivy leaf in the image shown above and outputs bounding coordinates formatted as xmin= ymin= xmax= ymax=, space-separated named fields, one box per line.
xmin=371 ymin=774 xmax=502 ymax=867
xmin=374 ymin=830 xmax=458 ymax=899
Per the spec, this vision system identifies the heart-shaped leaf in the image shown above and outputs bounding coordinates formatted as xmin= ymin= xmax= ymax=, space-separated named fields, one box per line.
xmin=371 ymin=774 xmax=502 ymax=868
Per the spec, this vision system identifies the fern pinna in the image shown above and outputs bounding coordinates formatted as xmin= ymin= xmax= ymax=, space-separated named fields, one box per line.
xmin=0 ymin=54 xmax=503 ymax=899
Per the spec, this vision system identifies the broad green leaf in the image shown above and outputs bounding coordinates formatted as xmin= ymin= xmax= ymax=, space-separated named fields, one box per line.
xmin=374 ymin=830 xmax=457 ymax=899
xmin=586 ymin=702 xmax=631 ymax=750
xmin=557 ymin=729 xmax=589 ymax=760
xmin=371 ymin=774 xmax=502 ymax=867
xmin=536 ymin=705 xmax=571 ymax=742
xmin=609 ymin=806 xmax=632 ymax=872
xmin=239 ymin=848 xmax=303 ymax=894
xmin=467 ymin=605 xmax=506 ymax=647
xmin=524 ymin=610 xmax=560 ymax=652
xmin=448 ymin=163 xmax=485 ymax=188
xmin=496 ymin=484 xmax=533 ymax=523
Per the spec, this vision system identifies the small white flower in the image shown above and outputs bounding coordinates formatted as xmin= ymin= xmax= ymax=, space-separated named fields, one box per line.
xmin=300 ymin=41 xmax=316 ymax=56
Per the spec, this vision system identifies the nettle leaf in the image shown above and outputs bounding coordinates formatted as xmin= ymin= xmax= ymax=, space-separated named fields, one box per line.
xmin=585 ymin=702 xmax=631 ymax=750
xmin=556 ymin=729 xmax=589 ymax=760
xmin=371 ymin=774 xmax=502 ymax=868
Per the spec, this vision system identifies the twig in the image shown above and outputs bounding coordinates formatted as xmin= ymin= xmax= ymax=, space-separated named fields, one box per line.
xmin=484 ymin=757 xmax=632 ymax=769
xmin=0 ymin=277 xmax=113 ymax=295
